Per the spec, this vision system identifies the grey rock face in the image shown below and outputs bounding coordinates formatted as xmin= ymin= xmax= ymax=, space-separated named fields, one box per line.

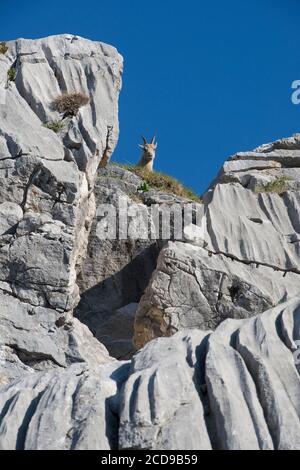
xmin=135 ymin=134 xmax=300 ymax=348
xmin=119 ymin=330 xmax=212 ymax=450
xmin=120 ymin=299 xmax=300 ymax=450
xmin=75 ymin=164 xmax=202 ymax=358
xmin=0 ymin=300 xmax=299 ymax=450
xmin=0 ymin=35 xmax=123 ymax=380
xmin=93 ymin=303 xmax=138 ymax=360
xmin=134 ymin=241 xmax=299 ymax=348
xmin=75 ymin=165 xmax=161 ymax=356
xmin=1 ymin=34 xmax=300 ymax=451
xmin=0 ymin=361 xmax=129 ymax=450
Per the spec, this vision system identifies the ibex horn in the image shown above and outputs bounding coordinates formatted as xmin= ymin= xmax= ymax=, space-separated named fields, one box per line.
xmin=142 ymin=135 xmax=147 ymax=145
xmin=151 ymin=134 xmax=156 ymax=144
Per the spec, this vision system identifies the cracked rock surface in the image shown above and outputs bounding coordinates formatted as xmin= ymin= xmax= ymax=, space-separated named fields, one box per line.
xmin=75 ymin=164 xmax=204 ymax=358
xmin=0 ymin=35 xmax=300 ymax=450
xmin=120 ymin=299 xmax=300 ymax=450
xmin=0 ymin=34 xmax=123 ymax=382
xmin=134 ymin=135 xmax=300 ymax=348
xmin=2 ymin=300 xmax=298 ymax=450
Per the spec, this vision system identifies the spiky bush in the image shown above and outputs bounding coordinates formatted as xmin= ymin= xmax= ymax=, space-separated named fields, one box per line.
xmin=43 ymin=120 xmax=65 ymax=133
xmin=0 ymin=42 xmax=8 ymax=54
xmin=53 ymin=92 xmax=90 ymax=116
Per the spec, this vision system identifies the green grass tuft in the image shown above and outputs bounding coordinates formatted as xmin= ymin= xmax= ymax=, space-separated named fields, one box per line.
xmin=7 ymin=67 xmax=16 ymax=81
xmin=254 ymin=176 xmax=291 ymax=195
xmin=137 ymin=181 xmax=151 ymax=193
xmin=118 ymin=165 xmax=202 ymax=202
xmin=43 ymin=120 xmax=65 ymax=133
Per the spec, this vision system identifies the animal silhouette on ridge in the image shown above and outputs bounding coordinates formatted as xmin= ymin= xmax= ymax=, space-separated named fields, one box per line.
xmin=137 ymin=135 xmax=157 ymax=172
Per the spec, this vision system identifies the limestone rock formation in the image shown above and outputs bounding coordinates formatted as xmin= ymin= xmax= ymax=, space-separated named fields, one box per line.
xmin=1 ymin=300 xmax=299 ymax=450
xmin=134 ymin=135 xmax=300 ymax=348
xmin=0 ymin=34 xmax=123 ymax=383
xmin=0 ymin=361 xmax=129 ymax=450
xmin=0 ymin=34 xmax=300 ymax=451
xmin=75 ymin=165 xmax=160 ymax=358
xmin=120 ymin=299 xmax=300 ymax=450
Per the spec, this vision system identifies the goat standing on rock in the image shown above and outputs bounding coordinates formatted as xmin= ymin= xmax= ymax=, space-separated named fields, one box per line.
xmin=137 ymin=135 xmax=157 ymax=171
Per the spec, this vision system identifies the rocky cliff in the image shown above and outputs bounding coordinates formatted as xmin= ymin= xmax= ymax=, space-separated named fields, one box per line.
xmin=0 ymin=35 xmax=299 ymax=450
xmin=0 ymin=34 xmax=122 ymax=383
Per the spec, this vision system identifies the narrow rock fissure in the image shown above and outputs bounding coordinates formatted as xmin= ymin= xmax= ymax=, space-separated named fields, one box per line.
xmin=16 ymin=390 xmax=45 ymax=450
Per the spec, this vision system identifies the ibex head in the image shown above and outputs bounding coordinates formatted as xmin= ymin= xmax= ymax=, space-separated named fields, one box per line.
xmin=138 ymin=135 xmax=157 ymax=171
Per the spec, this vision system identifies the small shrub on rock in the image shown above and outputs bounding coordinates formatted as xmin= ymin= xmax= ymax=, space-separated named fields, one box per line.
xmin=43 ymin=120 xmax=65 ymax=133
xmin=138 ymin=181 xmax=151 ymax=193
xmin=0 ymin=42 xmax=8 ymax=54
xmin=254 ymin=176 xmax=291 ymax=195
xmin=7 ymin=67 xmax=16 ymax=81
xmin=53 ymin=92 xmax=90 ymax=116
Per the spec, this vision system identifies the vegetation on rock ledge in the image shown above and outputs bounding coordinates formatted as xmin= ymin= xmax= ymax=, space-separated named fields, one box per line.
xmin=7 ymin=67 xmax=16 ymax=81
xmin=43 ymin=120 xmax=65 ymax=133
xmin=118 ymin=165 xmax=202 ymax=202
xmin=0 ymin=42 xmax=8 ymax=54
xmin=53 ymin=92 xmax=90 ymax=116
xmin=254 ymin=176 xmax=291 ymax=195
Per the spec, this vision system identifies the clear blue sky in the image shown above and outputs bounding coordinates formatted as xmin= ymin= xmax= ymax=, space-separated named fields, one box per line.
xmin=1 ymin=0 xmax=300 ymax=194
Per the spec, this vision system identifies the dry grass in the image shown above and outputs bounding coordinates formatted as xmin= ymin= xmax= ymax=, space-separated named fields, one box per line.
xmin=0 ymin=42 xmax=8 ymax=54
xmin=119 ymin=165 xmax=202 ymax=202
xmin=254 ymin=176 xmax=291 ymax=195
xmin=53 ymin=92 xmax=90 ymax=116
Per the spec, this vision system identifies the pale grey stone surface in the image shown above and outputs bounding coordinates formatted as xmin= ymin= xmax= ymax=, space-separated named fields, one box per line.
xmin=135 ymin=134 xmax=300 ymax=348
xmin=205 ymin=319 xmax=273 ymax=450
xmin=1 ymin=301 xmax=299 ymax=450
xmin=120 ymin=299 xmax=300 ymax=450
xmin=0 ymin=288 xmax=111 ymax=386
xmin=0 ymin=361 xmax=129 ymax=450
xmin=119 ymin=330 xmax=212 ymax=450
xmin=0 ymin=35 xmax=300 ymax=451
xmin=134 ymin=240 xmax=300 ymax=348
xmin=75 ymin=165 xmax=161 ymax=355
xmin=0 ymin=202 xmax=23 ymax=235
xmin=75 ymin=164 xmax=201 ymax=358
xmin=0 ymin=34 xmax=123 ymax=381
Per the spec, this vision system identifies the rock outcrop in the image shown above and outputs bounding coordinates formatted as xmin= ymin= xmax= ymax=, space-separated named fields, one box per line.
xmin=0 ymin=300 xmax=299 ymax=450
xmin=0 ymin=34 xmax=123 ymax=383
xmin=75 ymin=164 xmax=199 ymax=358
xmin=0 ymin=34 xmax=299 ymax=451
xmin=0 ymin=361 xmax=129 ymax=450
xmin=75 ymin=165 xmax=160 ymax=358
xmin=134 ymin=135 xmax=300 ymax=348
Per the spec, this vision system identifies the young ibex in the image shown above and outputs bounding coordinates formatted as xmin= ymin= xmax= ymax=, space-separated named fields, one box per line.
xmin=137 ymin=135 xmax=157 ymax=171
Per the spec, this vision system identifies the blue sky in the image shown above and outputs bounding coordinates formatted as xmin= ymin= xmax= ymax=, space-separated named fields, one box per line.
xmin=1 ymin=0 xmax=300 ymax=194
